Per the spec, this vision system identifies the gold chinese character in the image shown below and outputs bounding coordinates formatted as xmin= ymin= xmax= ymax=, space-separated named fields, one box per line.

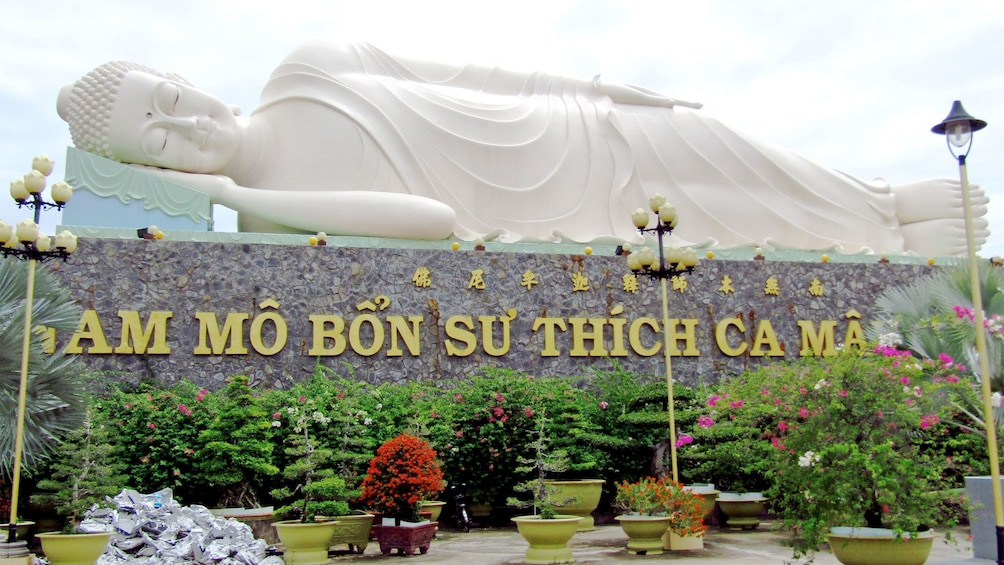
xmin=808 ymin=277 xmax=824 ymax=296
xmin=671 ymin=275 xmax=688 ymax=293
xmin=468 ymin=269 xmax=486 ymax=290
xmin=622 ymin=273 xmax=639 ymax=293
xmin=764 ymin=276 xmax=780 ymax=296
xmin=572 ymin=271 xmax=590 ymax=291
xmin=521 ymin=269 xmax=539 ymax=290
xmin=412 ymin=267 xmax=432 ymax=288
xmin=719 ymin=275 xmax=735 ymax=294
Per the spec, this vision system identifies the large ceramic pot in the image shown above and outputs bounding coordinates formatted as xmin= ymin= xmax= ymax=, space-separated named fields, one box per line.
xmin=685 ymin=483 xmax=720 ymax=522
xmin=614 ymin=515 xmax=672 ymax=555
xmin=36 ymin=531 xmax=112 ymax=565
xmin=826 ymin=527 xmax=934 ymax=565
xmin=327 ymin=512 xmax=375 ymax=554
xmin=371 ymin=521 xmax=438 ymax=556
xmin=544 ymin=479 xmax=604 ymax=531
xmin=717 ymin=492 xmax=766 ymax=530
xmin=511 ymin=515 xmax=582 ymax=564
xmin=273 ymin=520 xmax=339 ymax=565
xmin=419 ymin=500 xmax=447 ymax=523
xmin=210 ymin=506 xmax=276 ymax=544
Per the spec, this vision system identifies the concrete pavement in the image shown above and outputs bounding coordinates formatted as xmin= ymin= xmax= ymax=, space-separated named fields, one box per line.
xmin=324 ymin=521 xmax=988 ymax=564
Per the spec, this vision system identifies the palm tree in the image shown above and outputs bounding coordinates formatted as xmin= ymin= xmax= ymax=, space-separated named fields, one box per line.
xmin=0 ymin=259 xmax=87 ymax=480
xmin=867 ymin=259 xmax=1004 ymax=430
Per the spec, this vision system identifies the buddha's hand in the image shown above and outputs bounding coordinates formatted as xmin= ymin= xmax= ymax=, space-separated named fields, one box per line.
xmin=126 ymin=164 xmax=235 ymax=201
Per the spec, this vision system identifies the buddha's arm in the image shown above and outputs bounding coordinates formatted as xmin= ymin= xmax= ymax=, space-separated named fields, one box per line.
xmin=128 ymin=166 xmax=456 ymax=239
xmin=297 ymin=41 xmax=701 ymax=108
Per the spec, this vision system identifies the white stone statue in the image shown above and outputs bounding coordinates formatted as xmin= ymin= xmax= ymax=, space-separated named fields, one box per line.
xmin=57 ymin=40 xmax=988 ymax=254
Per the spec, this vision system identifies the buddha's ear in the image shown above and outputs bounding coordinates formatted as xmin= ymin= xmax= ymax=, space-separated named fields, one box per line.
xmin=229 ymin=104 xmax=242 ymax=117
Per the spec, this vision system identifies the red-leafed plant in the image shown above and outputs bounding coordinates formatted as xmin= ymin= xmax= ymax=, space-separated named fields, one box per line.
xmin=359 ymin=434 xmax=444 ymax=523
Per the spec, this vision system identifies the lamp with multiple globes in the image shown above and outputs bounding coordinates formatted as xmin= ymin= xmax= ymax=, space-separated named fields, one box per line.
xmin=0 ymin=155 xmax=77 ymax=558
xmin=626 ymin=192 xmax=699 ymax=484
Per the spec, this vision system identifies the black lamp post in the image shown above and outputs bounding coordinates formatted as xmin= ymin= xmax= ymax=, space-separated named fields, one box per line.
xmin=626 ymin=193 xmax=698 ymax=483
xmin=931 ymin=101 xmax=1001 ymax=564
xmin=0 ymin=155 xmax=76 ymax=558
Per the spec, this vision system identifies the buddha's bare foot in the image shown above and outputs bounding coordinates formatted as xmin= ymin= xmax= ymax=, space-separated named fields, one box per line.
xmin=893 ymin=178 xmax=989 ymax=255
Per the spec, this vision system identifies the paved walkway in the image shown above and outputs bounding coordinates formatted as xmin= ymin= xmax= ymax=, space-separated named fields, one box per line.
xmin=323 ymin=521 xmax=988 ymax=564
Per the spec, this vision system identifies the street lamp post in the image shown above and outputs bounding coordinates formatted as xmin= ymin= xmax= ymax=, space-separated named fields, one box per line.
xmin=0 ymin=155 xmax=76 ymax=559
xmin=931 ymin=101 xmax=1002 ymax=565
xmin=626 ymin=193 xmax=699 ymax=484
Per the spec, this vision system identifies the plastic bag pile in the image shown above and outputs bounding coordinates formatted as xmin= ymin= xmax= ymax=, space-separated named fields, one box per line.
xmin=75 ymin=489 xmax=284 ymax=564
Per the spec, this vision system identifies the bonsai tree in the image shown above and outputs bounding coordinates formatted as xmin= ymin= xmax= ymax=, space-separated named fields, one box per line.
xmin=196 ymin=375 xmax=279 ymax=508
xmin=29 ymin=413 xmax=127 ymax=528
xmin=359 ymin=434 xmax=444 ymax=523
xmin=507 ymin=411 xmax=577 ymax=519
xmin=271 ymin=399 xmax=349 ymax=521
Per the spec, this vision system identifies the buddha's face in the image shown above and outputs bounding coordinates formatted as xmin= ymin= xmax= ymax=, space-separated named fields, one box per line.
xmin=107 ymin=71 xmax=240 ymax=173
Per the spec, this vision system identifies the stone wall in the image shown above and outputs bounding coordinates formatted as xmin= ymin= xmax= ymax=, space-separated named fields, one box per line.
xmin=48 ymin=238 xmax=935 ymax=391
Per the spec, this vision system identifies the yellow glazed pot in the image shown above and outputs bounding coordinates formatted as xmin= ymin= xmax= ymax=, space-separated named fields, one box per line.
xmin=36 ymin=532 xmax=112 ymax=565
xmin=544 ymin=479 xmax=605 ymax=531
xmin=512 ymin=515 xmax=582 ymax=564
xmin=273 ymin=520 xmax=339 ymax=565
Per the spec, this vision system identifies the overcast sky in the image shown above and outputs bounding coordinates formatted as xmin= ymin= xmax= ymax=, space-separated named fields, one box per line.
xmin=2 ymin=0 xmax=1002 ymax=255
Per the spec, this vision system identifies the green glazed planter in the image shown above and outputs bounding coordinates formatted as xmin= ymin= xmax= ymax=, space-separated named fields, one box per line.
xmin=544 ymin=479 xmax=605 ymax=531
xmin=615 ymin=514 xmax=672 ymax=555
xmin=512 ymin=515 xmax=582 ymax=564
xmin=826 ymin=527 xmax=934 ymax=565
xmin=327 ymin=513 xmax=374 ymax=554
xmin=36 ymin=531 xmax=112 ymax=565
xmin=273 ymin=520 xmax=339 ymax=565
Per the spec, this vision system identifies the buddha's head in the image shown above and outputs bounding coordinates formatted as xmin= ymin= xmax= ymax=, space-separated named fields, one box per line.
xmin=58 ymin=61 xmax=240 ymax=173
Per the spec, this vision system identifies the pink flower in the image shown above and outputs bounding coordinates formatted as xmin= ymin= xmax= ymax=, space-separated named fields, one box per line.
xmin=147 ymin=422 xmax=156 ymax=429
xmin=707 ymin=394 xmax=721 ymax=407
xmin=900 ymin=376 xmax=910 ymax=385
xmin=298 ymin=396 xmax=306 ymax=402
xmin=920 ymin=414 xmax=940 ymax=429
xmin=946 ymin=374 xmax=960 ymax=383
xmin=798 ymin=407 xmax=809 ymax=419
xmin=455 ymin=430 xmax=464 ymax=437
xmin=494 ymin=392 xmax=505 ymax=403
xmin=729 ymin=400 xmax=744 ymax=408
xmin=778 ymin=421 xmax=789 ymax=432
xmin=598 ymin=401 xmax=608 ymax=410
xmin=674 ymin=434 xmax=694 ymax=448
xmin=524 ymin=407 xmax=534 ymax=418
xmin=771 ymin=436 xmax=786 ymax=450
xmin=196 ymin=389 xmax=208 ymax=402
xmin=698 ymin=415 xmax=714 ymax=428
xmin=273 ymin=412 xmax=281 ymax=419
xmin=177 ymin=404 xmax=192 ymax=416
xmin=838 ymin=389 xmax=848 ymax=397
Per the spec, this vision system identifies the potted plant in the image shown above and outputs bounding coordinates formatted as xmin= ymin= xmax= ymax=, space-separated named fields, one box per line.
xmin=198 ymin=375 xmax=279 ymax=513
xmin=359 ymin=433 xmax=443 ymax=556
xmin=612 ymin=476 xmax=708 ymax=554
xmin=507 ymin=411 xmax=582 ymax=565
xmin=708 ymin=347 xmax=968 ymax=563
xmin=30 ymin=414 xmax=124 ymax=565
xmin=270 ymin=398 xmax=341 ymax=565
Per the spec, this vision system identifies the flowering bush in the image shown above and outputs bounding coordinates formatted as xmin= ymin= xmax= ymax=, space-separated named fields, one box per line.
xmin=97 ymin=382 xmax=214 ymax=504
xmin=697 ymin=347 xmax=970 ymax=557
xmin=359 ymin=434 xmax=444 ymax=522
xmin=270 ymin=396 xmax=349 ymax=522
xmin=614 ymin=477 xmax=707 ymax=536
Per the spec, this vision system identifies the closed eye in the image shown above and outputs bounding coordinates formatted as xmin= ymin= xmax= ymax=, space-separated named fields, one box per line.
xmin=155 ymin=83 xmax=182 ymax=115
xmin=142 ymin=127 xmax=169 ymax=156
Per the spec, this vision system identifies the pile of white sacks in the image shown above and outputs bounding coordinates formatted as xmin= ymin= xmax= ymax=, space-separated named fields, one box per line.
xmin=73 ymin=489 xmax=284 ymax=565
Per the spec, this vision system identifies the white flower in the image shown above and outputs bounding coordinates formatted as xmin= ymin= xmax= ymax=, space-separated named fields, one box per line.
xmin=993 ymin=392 xmax=1002 ymax=408
xmin=363 ymin=418 xmax=373 ymax=426
xmin=877 ymin=332 xmax=903 ymax=348
xmin=271 ymin=421 xmax=281 ymax=428
xmin=375 ymin=403 xmax=383 ymax=410
xmin=813 ymin=379 xmax=829 ymax=390
xmin=798 ymin=450 xmax=820 ymax=467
